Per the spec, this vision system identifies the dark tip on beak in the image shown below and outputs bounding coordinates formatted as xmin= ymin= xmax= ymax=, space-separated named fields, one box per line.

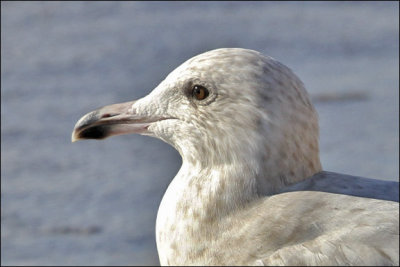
xmin=71 ymin=100 xmax=141 ymax=143
xmin=72 ymin=110 xmax=105 ymax=142
xmin=78 ymin=125 xmax=111 ymax=140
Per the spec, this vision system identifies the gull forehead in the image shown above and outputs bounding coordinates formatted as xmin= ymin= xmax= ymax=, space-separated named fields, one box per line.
xmin=164 ymin=48 xmax=277 ymax=88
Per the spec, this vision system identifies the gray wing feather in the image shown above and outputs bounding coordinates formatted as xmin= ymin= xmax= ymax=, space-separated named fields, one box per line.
xmin=278 ymin=171 xmax=399 ymax=202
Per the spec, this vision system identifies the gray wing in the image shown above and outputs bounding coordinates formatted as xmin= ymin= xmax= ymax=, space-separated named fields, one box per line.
xmin=247 ymin=191 xmax=399 ymax=266
xmin=217 ymin=172 xmax=399 ymax=265
xmin=278 ymin=171 xmax=399 ymax=202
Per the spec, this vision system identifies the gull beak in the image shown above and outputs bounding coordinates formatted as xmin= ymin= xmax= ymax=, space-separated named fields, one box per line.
xmin=71 ymin=100 xmax=151 ymax=142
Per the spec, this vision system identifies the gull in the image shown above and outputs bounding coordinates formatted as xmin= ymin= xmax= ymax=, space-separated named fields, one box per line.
xmin=72 ymin=48 xmax=399 ymax=266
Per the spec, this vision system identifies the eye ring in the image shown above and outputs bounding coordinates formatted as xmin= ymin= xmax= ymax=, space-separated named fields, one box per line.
xmin=192 ymin=85 xmax=209 ymax=101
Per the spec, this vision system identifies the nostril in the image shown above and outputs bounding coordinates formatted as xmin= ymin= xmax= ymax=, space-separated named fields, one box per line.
xmin=101 ymin=113 xmax=118 ymax=119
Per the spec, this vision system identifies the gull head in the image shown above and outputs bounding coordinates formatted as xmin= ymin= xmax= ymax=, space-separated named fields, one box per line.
xmin=72 ymin=48 xmax=321 ymax=191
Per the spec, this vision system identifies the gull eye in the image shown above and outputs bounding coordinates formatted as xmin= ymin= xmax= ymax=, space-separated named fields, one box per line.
xmin=192 ymin=85 xmax=209 ymax=101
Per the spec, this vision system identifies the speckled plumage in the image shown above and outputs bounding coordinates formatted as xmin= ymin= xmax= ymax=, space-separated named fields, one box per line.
xmin=72 ymin=48 xmax=399 ymax=266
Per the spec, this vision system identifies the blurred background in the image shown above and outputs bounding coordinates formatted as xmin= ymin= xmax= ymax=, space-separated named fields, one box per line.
xmin=1 ymin=1 xmax=398 ymax=266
